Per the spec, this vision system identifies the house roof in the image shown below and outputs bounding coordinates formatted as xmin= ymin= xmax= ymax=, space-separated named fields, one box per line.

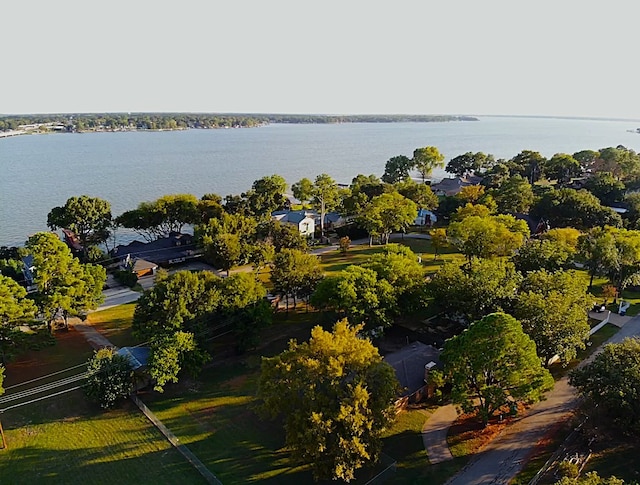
xmin=117 ymin=346 xmax=151 ymax=370
xmin=384 ymin=341 xmax=441 ymax=396
xmin=271 ymin=210 xmax=314 ymax=224
xmin=112 ymin=232 xmax=197 ymax=264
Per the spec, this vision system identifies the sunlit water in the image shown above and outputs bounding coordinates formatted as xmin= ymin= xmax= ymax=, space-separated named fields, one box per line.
xmin=2 ymin=116 xmax=639 ymax=247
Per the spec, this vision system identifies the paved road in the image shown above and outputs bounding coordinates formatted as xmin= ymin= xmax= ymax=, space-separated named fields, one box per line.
xmin=445 ymin=315 xmax=640 ymax=485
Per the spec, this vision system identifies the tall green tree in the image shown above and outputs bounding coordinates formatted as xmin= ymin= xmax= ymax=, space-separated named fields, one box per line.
xmin=382 ymin=155 xmax=414 ymax=183
xmin=427 ymin=260 xmax=521 ymax=323
xmin=148 ymin=331 xmax=209 ymax=392
xmin=116 ymin=194 xmax=200 ymax=241
xmin=0 ymin=275 xmax=37 ymax=362
xmin=531 ymin=188 xmax=622 ymax=230
xmin=446 ymin=151 xmax=494 ymax=177
xmin=363 ymin=244 xmax=427 ymax=312
xmin=243 ymin=174 xmax=288 ymax=217
xmin=292 ymin=173 xmax=340 ymax=238
xmin=84 ymin=348 xmax=133 ymax=409
xmin=441 ymin=313 xmax=554 ymax=426
xmin=132 ymin=270 xmax=222 ymax=340
xmin=413 ymin=146 xmax=445 ymax=182
xmin=513 ymin=270 xmax=591 ymax=365
xmin=311 ymin=266 xmax=396 ymax=330
xmin=509 ymin=150 xmax=547 ymax=183
xmin=583 ymin=171 xmax=625 ymax=206
xmin=47 ymin=195 xmax=112 ymax=257
xmin=570 ymin=337 xmax=640 ymax=438
xmin=203 ymin=232 xmax=242 ymax=276
xmin=358 ymin=192 xmax=417 ymax=245
xmin=545 ymin=153 xmax=582 ymax=185
xmin=447 ymin=214 xmax=528 ymax=261
xmin=395 ymin=179 xmax=438 ymax=210
xmin=271 ymin=249 xmax=323 ymax=310
xmin=26 ymin=232 xmax=106 ymax=331
xmin=490 ymin=175 xmax=534 ymax=214
xmin=258 ymin=320 xmax=399 ymax=482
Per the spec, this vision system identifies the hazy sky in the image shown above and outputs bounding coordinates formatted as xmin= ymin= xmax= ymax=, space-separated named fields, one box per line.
xmin=3 ymin=1 xmax=639 ymax=119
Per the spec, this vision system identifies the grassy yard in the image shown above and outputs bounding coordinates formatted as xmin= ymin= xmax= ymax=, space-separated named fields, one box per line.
xmin=583 ymin=441 xmax=640 ymax=483
xmin=86 ymin=303 xmax=139 ymax=349
xmin=0 ymin=389 xmax=204 ymax=485
xmin=142 ymin=363 xmax=314 ymax=484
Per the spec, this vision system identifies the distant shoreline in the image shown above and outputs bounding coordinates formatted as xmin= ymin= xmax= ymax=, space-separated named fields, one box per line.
xmin=0 ymin=114 xmax=479 ymax=139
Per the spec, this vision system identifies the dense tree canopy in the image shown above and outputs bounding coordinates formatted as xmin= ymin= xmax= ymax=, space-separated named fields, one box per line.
xmin=0 ymin=275 xmax=37 ymax=361
xmin=363 ymin=244 xmax=427 ymax=312
xmin=441 ymin=313 xmax=554 ymax=426
xmin=545 ymin=153 xmax=582 ymax=185
xmin=116 ymin=194 xmax=200 ymax=241
xmin=25 ymin=232 xmax=106 ymax=331
xmin=427 ymin=259 xmax=521 ymax=323
xmin=447 ymin=214 xmax=528 ymax=261
xmin=490 ymin=175 xmax=534 ymax=214
xmin=583 ymin=171 xmax=625 ymax=206
xmin=514 ymin=270 xmax=591 ymax=365
xmin=446 ymin=151 xmax=494 ymax=177
xmin=358 ymin=192 xmax=417 ymax=245
xmin=382 ymin=155 xmax=414 ymax=183
xmin=530 ymin=188 xmax=622 ymax=230
xmin=311 ymin=266 xmax=396 ymax=331
xmin=395 ymin=179 xmax=438 ymax=210
xmin=511 ymin=238 xmax=575 ymax=273
xmin=509 ymin=150 xmax=547 ymax=183
xmin=570 ymin=338 xmax=640 ymax=437
xmin=243 ymin=174 xmax=288 ymax=217
xmin=85 ymin=348 xmax=133 ymax=409
xmin=258 ymin=320 xmax=399 ymax=482
xmin=271 ymin=249 xmax=323 ymax=310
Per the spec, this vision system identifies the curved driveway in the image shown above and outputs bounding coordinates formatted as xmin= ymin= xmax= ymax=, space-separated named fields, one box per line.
xmin=445 ymin=315 xmax=640 ymax=485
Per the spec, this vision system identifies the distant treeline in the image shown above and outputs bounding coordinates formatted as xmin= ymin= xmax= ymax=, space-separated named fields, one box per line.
xmin=0 ymin=113 xmax=477 ymax=132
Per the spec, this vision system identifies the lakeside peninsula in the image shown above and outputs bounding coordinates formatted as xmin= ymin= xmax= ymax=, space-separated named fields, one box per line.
xmin=0 ymin=113 xmax=478 ymax=138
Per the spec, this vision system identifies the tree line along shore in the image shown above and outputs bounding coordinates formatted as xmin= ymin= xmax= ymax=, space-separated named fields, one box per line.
xmin=0 ymin=112 xmax=477 ymax=135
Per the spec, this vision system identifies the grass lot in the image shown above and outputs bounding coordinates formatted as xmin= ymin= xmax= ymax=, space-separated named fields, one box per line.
xmin=86 ymin=303 xmax=139 ymax=349
xmin=142 ymin=363 xmax=314 ymax=484
xmin=0 ymin=390 xmax=203 ymax=485
xmin=318 ymin=237 xmax=465 ymax=276
xmin=583 ymin=441 xmax=640 ymax=483
xmin=319 ymin=245 xmax=383 ymax=275
xmin=3 ymin=327 xmax=93 ymax=388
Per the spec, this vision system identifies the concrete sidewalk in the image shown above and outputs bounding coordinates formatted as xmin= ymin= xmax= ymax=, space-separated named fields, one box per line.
xmin=422 ymin=404 xmax=458 ymax=464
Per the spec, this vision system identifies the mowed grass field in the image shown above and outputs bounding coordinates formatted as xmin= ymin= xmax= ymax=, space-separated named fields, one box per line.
xmin=0 ymin=389 xmax=204 ymax=485
xmin=142 ymin=363 xmax=314 ymax=484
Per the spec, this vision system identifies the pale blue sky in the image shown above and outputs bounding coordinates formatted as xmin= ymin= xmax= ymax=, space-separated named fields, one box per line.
xmin=3 ymin=0 xmax=639 ymax=119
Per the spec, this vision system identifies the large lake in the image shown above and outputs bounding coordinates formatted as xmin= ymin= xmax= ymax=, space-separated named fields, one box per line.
xmin=2 ymin=116 xmax=640 ymax=247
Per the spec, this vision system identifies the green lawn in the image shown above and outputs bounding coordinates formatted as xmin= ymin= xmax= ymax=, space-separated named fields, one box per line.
xmin=86 ymin=303 xmax=139 ymax=348
xmin=142 ymin=363 xmax=314 ymax=484
xmin=319 ymin=246 xmax=383 ymax=275
xmin=583 ymin=441 xmax=640 ymax=482
xmin=379 ymin=407 xmax=466 ymax=483
xmin=0 ymin=390 xmax=204 ymax=485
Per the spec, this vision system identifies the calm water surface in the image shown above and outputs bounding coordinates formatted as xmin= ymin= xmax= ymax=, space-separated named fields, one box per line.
xmin=2 ymin=116 xmax=640 ymax=247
